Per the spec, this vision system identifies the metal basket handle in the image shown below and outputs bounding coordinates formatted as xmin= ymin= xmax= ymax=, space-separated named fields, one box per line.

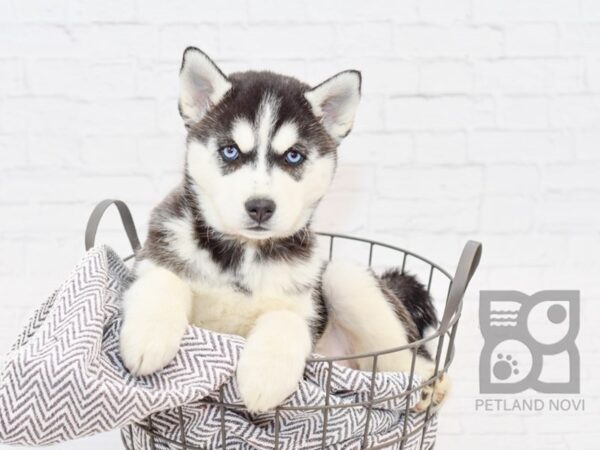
xmin=439 ymin=240 xmax=482 ymax=333
xmin=85 ymin=199 xmax=141 ymax=253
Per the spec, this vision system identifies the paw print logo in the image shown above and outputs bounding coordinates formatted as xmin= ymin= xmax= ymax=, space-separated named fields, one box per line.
xmin=479 ymin=290 xmax=580 ymax=394
xmin=485 ymin=339 xmax=531 ymax=386
xmin=493 ymin=354 xmax=519 ymax=380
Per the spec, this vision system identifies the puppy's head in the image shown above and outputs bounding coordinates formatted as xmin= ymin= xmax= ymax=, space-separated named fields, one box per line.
xmin=179 ymin=47 xmax=361 ymax=240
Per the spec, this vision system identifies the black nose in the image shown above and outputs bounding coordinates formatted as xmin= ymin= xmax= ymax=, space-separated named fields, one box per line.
xmin=245 ymin=198 xmax=276 ymax=224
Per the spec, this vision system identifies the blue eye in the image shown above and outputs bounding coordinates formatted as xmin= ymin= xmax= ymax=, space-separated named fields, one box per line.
xmin=284 ymin=150 xmax=305 ymax=166
xmin=220 ymin=145 xmax=239 ymax=162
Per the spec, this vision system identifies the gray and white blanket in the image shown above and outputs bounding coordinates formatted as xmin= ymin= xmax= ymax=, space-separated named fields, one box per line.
xmin=0 ymin=246 xmax=437 ymax=449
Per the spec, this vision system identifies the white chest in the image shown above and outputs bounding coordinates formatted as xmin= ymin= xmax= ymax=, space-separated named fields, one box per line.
xmin=187 ymin=247 xmax=322 ymax=337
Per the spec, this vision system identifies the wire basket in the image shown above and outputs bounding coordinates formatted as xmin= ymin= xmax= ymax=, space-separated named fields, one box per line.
xmin=85 ymin=200 xmax=482 ymax=450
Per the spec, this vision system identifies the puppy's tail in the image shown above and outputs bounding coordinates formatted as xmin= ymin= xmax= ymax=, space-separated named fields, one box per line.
xmin=379 ymin=268 xmax=438 ymax=340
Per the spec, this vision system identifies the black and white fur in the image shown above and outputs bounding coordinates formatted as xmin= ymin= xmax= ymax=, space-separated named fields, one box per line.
xmin=120 ymin=47 xmax=449 ymax=413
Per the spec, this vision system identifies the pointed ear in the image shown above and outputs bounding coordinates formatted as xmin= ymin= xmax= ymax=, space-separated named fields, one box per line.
xmin=304 ymin=70 xmax=361 ymax=142
xmin=179 ymin=47 xmax=232 ymax=128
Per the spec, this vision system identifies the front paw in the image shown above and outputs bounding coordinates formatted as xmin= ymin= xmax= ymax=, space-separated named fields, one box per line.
xmin=120 ymin=318 xmax=184 ymax=376
xmin=236 ymin=348 xmax=304 ymax=413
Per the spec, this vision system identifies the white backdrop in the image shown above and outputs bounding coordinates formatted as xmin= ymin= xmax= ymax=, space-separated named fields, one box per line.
xmin=1 ymin=1 xmax=600 ymax=449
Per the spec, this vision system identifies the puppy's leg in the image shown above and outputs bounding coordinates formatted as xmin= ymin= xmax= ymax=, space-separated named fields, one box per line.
xmin=322 ymin=261 xmax=450 ymax=410
xmin=322 ymin=261 xmax=414 ymax=371
xmin=237 ymin=309 xmax=312 ymax=413
xmin=120 ymin=260 xmax=192 ymax=376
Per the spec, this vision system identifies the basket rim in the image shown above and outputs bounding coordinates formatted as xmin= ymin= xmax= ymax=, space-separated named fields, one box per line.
xmin=315 ymin=231 xmax=453 ymax=280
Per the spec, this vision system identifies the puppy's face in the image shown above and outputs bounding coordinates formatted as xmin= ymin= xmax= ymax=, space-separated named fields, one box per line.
xmin=179 ymin=48 xmax=361 ymax=240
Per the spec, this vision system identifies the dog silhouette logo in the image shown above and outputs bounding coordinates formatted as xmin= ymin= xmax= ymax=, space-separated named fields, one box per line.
xmin=479 ymin=290 xmax=580 ymax=394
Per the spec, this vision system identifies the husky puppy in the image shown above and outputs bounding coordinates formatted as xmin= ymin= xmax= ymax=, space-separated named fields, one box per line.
xmin=120 ymin=47 xmax=449 ymax=413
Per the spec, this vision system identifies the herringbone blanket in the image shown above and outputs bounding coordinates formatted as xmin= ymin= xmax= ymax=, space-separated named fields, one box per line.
xmin=0 ymin=246 xmax=437 ymax=449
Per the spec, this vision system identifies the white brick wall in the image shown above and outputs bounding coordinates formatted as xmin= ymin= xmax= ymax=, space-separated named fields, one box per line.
xmin=1 ymin=1 xmax=599 ymax=448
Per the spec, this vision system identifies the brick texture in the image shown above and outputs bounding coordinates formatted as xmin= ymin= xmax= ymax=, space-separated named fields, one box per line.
xmin=0 ymin=1 xmax=599 ymax=449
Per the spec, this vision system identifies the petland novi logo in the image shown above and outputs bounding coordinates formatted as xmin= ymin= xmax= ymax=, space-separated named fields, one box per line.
xmin=475 ymin=290 xmax=584 ymax=413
